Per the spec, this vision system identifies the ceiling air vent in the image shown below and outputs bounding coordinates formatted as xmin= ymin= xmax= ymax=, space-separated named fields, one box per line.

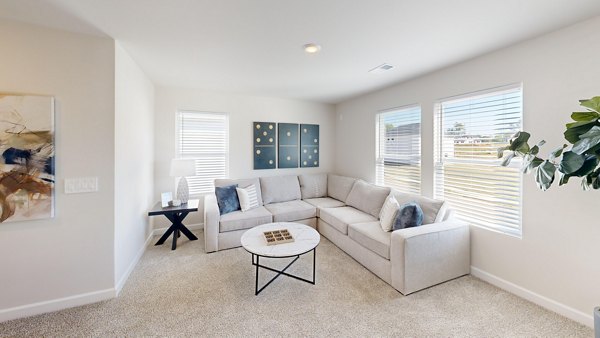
xmin=369 ymin=63 xmax=395 ymax=74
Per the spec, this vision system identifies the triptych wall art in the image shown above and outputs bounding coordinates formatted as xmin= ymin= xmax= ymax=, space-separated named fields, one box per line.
xmin=0 ymin=94 xmax=55 ymax=224
xmin=253 ymin=122 xmax=319 ymax=170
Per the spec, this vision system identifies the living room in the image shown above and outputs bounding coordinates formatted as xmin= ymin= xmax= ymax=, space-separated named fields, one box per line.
xmin=0 ymin=0 xmax=599 ymax=336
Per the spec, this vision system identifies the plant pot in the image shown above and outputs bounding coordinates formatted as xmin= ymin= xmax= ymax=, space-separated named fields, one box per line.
xmin=595 ymin=307 xmax=600 ymax=338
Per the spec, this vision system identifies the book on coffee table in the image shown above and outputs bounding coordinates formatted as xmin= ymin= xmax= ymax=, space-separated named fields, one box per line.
xmin=263 ymin=229 xmax=294 ymax=246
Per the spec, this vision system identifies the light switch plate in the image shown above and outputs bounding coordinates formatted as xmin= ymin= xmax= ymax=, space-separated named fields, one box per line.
xmin=65 ymin=177 xmax=98 ymax=194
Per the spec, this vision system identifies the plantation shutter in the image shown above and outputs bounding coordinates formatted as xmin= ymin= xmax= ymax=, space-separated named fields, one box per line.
xmin=177 ymin=111 xmax=229 ymax=195
xmin=434 ymin=85 xmax=522 ymax=235
xmin=376 ymin=105 xmax=421 ymax=194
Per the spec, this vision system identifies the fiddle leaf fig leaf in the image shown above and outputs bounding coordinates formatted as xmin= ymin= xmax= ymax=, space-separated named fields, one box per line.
xmin=580 ymin=97 xmax=600 ymax=113
xmin=501 ymin=152 xmax=515 ymax=167
xmin=549 ymin=144 xmax=567 ymax=161
xmin=530 ymin=145 xmax=539 ymax=156
xmin=535 ymin=160 xmax=556 ymax=191
xmin=522 ymin=155 xmax=543 ymax=174
xmin=497 ymin=145 xmax=509 ymax=159
xmin=558 ymin=172 xmax=570 ymax=186
xmin=571 ymin=126 xmax=600 ymax=155
xmin=508 ymin=131 xmax=531 ymax=152
xmin=557 ymin=151 xmax=585 ymax=174
xmin=571 ymin=111 xmax=599 ymax=121
xmin=564 ymin=122 xmax=596 ymax=144
xmin=570 ymin=155 xmax=599 ymax=177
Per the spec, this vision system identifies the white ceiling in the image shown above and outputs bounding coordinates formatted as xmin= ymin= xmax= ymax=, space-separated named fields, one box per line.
xmin=2 ymin=0 xmax=600 ymax=103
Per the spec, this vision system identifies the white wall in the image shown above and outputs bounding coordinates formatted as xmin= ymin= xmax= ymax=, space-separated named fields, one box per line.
xmin=114 ymin=43 xmax=155 ymax=292
xmin=0 ymin=20 xmax=116 ymax=320
xmin=154 ymin=86 xmax=336 ymax=228
xmin=335 ymin=16 xmax=600 ymax=326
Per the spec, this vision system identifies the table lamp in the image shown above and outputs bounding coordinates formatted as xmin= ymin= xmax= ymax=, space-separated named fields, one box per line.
xmin=170 ymin=159 xmax=195 ymax=204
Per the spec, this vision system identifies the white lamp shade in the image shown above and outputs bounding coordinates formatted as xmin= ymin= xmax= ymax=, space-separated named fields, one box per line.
xmin=170 ymin=159 xmax=196 ymax=177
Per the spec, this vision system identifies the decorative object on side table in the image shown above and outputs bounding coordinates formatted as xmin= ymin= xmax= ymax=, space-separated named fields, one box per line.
xmin=0 ymin=94 xmax=55 ymax=223
xmin=253 ymin=121 xmax=276 ymax=169
xmin=161 ymin=192 xmax=173 ymax=208
xmin=170 ymin=158 xmax=195 ymax=203
xmin=148 ymin=199 xmax=199 ymax=250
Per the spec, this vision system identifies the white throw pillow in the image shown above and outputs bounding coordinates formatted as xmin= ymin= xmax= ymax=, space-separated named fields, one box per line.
xmin=236 ymin=184 xmax=259 ymax=212
xmin=379 ymin=195 xmax=400 ymax=232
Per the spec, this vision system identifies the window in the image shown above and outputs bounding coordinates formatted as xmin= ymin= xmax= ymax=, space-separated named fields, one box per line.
xmin=434 ymin=85 xmax=522 ymax=235
xmin=376 ymin=105 xmax=421 ymax=194
xmin=177 ymin=111 xmax=228 ymax=195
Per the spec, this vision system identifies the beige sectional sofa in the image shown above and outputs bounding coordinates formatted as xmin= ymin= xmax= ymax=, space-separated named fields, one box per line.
xmin=204 ymin=173 xmax=470 ymax=295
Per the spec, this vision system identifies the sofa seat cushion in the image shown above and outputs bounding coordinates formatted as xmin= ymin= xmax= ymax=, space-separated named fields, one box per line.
xmin=303 ymin=197 xmax=345 ymax=217
xmin=348 ymin=222 xmax=391 ymax=260
xmin=219 ymin=206 xmax=273 ymax=233
xmin=319 ymin=206 xmax=377 ymax=235
xmin=264 ymin=200 xmax=317 ymax=222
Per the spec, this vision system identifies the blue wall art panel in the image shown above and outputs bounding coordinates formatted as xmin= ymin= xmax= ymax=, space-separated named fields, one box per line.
xmin=278 ymin=123 xmax=299 ymax=168
xmin=300 ymin=124 xmax=319 ymax=167
xmin=253 ymin=121 xmax=276 ymax=169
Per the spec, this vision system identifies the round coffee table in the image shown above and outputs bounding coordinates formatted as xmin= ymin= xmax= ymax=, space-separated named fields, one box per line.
xmin=241 ymin=222 xmax=320 ymax=295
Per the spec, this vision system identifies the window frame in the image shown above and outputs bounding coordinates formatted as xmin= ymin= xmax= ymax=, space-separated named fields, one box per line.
xmin=175 ymin=110 xmax=229 ymax=196
xmin=375 ymin=104 xmax=422 ymax=194
xmin=433 ymin=84 xmax=524 ymax=237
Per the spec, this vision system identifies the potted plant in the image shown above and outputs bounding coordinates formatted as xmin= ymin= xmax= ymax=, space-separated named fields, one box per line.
xmin=498 ymin=96 xmax=599 ymax=335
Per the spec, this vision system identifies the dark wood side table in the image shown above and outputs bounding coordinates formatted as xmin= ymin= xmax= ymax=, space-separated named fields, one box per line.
xmin=148 ymin=199 xmax=199 ymax=250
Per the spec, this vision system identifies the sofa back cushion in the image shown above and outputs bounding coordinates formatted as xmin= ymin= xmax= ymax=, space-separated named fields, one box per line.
xmin=327 ymin=174 xmax=356 ymax=202
xmin=215 ymin=178 xmax=264 ymax=206
xmin=390 ymin=189 xmax=446 ymax=225
xmin=345 ymin=180 xmax=391 ymax=218
xmin=259 ymin=175 xmax=301 ymax=204
xmin=298 ymin=173 xmax=327 ymax=199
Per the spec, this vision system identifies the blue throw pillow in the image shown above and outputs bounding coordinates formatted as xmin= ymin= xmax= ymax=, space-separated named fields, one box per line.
xmin=215 ymin=184 xmax=240 ymax=215
xmin=393 ymin=202 xmax=424 ymax=230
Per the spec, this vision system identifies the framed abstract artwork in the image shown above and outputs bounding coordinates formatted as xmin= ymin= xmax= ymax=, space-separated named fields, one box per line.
xmin=253 ymin=121 xmax=276 ymax=169
xmin=0 ymin=94 xmax=55 ymax=223
xmin=300 ymin=124 xmax=319 ymax=167
xmin=277 ymin=123 xmax=299 ymax=168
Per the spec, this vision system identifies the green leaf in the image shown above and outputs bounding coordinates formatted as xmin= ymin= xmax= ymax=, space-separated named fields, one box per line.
xmin=549 ymin=144 xmax=567 ymax=161
xmin=564 ymin=122 xmax=596 ymax=144
xmin=522 ymin=155 xmax=543 ymax=174
xmin=535 ymin=160 xmax=556 ymax=191
xmin=497 ymin=146 xmax=509 ymax=159
xmin=571 ymin=126 xmax=600 ymax=154
xmin=557 ymin=151 xmax=585 ymax=174
xmin=570 ymin=155 xmax=599 ymax=177
xmin=580 ymin=97 xmax=600 ymax=114
xmin=530 ymin=145 xmax=539 ymax=156
xmin=501 ymin=152 xmax=515 ymax=167
xmin=558 ymin=172 xmax=570 ymax=186
xmin=571 ymin=111 xmax=599 ymax=121
xmin=508 ymin=131 xmax=531 ymax=152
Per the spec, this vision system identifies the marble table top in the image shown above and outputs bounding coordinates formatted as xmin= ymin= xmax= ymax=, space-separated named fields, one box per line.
xmin=240 ymin=222 xmax=320 ymax=257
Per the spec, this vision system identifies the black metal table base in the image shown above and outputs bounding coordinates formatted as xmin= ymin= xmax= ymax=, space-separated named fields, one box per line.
xmin=252 ymin=249 xmax=316 ymax=295
xmin=155 ymin=211 xmax=198 ymax=250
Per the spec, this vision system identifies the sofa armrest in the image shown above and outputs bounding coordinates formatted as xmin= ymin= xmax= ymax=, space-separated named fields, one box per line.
xmin=390 ymin=218 xmax=470 ymax=295
xmin=204 ymin=194 xmax=220 ymax=252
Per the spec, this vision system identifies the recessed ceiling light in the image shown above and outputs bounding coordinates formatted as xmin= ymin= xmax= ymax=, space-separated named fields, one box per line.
xmin=303 ymin=43 xmax=321 ymax=54
xmin=369 ymin=63 xmax=395 ymax=74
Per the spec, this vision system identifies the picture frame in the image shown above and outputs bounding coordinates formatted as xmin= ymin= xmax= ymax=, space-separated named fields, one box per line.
xmin=161 ymin=192 xmax=173 ymax=208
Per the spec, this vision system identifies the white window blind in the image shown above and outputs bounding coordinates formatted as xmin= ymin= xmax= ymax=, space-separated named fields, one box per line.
xmin=376 ymin=105 xmax=421 ymax=194
xmin=434 ymin=85 xmax=522 ymax=235
xmin=177 ymin=111 xmax=228 ymax=195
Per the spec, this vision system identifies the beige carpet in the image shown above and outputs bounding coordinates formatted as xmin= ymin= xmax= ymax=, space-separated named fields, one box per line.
xmin=0 ymin=231 xmax=592 ymax=337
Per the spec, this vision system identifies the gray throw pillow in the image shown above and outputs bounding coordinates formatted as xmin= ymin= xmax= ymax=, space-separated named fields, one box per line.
xmin=393 ymin=202 xmax=423 ymax=230
xmin=215 ymin=184 xmax=240 ymax=215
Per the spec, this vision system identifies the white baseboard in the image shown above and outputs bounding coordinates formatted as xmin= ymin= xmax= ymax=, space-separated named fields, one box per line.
xmin=0 ymin=288 xmax=115 ymax=323
xmin=471 ymin=266 xmax=593 ymax=328
xmin=115 ymin=231 xmax=154 ymax=295
xmin=152 ymin=222 xmax=203 ymax=236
